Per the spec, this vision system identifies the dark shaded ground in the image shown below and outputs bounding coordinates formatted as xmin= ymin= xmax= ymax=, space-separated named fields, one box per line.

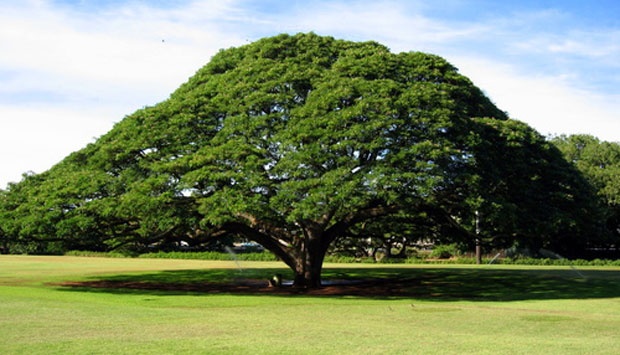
xmin=60 ymin=277 xmax=413 ymax=297
xmin=57 ymin=267 xmax=620 ymax=301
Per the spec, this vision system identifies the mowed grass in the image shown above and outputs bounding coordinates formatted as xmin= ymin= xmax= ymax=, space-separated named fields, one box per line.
xmin=1 ymin=255 xmax=620 ymax=354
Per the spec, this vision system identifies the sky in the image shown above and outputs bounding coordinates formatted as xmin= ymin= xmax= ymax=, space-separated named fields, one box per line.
xmin=1 ymin=0 xmax=619 ymax=188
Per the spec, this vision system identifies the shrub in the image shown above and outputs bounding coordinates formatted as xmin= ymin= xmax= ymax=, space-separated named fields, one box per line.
xmin=65 ymin=250 xmax=135 ymax=258
xmin=138 ymin=251 xmax=279 ymax=261
xmin=65 ymin=249 xmax=620 ymax=267
xmin=429 ymin=244 xmax=460 ymax=259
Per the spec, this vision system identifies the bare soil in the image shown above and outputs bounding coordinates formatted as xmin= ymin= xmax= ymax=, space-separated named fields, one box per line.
xmin=59 ymin=278 xmax=419 ymax=297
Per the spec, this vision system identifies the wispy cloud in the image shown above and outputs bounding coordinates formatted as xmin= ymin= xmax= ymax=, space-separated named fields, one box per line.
xmin=0 ymin=0 xmax=246 ymax=105
xmin=273 ymin=0 xmax=492 ymax=53
xmin=0 ymin=0 xmax=249 ymax=186
xmin=454 ymin=55 xmax=620 ymax=138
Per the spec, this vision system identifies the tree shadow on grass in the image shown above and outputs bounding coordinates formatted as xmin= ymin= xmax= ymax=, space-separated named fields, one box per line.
xmin=56 ymin=267 xmax=620 ymax=301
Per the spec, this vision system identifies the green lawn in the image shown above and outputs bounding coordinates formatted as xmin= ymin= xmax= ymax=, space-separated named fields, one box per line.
xmin=1 ymin=255 xmax=619 ymax=354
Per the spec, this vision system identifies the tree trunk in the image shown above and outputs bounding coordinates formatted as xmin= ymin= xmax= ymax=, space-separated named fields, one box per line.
xmin=219 ymin=221 xmax=330 ymax=289
xmin=292 ymin=227 xmax=327 ymax=288
xmin=293 ymin=260 xmax=323 ymax=288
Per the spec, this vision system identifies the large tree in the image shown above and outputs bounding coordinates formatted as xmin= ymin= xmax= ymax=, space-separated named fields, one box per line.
xmin=0 ymin=33 xmax=597 ymax=286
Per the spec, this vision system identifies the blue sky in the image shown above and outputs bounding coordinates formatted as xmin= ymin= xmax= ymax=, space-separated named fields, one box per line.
xmin=1 ymin=0 xmax=619 ymax=188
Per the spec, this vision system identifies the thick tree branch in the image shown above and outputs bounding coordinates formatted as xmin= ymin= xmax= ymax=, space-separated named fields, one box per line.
xmin=324 ymin=202 xmax=400 ymax=246
xmin=213 ymin=221 xmax=298 ymax=271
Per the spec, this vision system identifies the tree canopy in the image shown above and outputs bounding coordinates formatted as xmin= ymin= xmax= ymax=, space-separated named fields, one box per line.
xmin=551 ymin=134 xmax=620 ymax=255
xmin=0 ymin=33 xmax=606 ymax=286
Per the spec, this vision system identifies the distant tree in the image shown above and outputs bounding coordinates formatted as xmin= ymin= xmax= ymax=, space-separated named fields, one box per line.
xmin=0 ymin=33 xmax=601 ymax=286
xmin=552 ymin=135 xmax=620 ymax=251
xmin=0 ymin=190 xmax=6 ymax=254
xmin=461 ymin=121 xmax=605 ymax=257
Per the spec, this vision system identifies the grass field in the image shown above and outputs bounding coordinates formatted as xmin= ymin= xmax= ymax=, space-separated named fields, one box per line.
xmin=1 ymin=255 xmax=619 ymax=354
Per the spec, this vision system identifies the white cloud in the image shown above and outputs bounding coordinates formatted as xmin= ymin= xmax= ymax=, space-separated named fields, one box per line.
xmin=514 ymin=30 xmax=620 ymax=63
xmin=0 ymin=104 xmax=117 ymax=185
xmin=0 ymin=0 xmax=248 ymax=187
xmin=282 ymin=0 xmax=490 ymax=53
xmin=0 ymin=0 xmax=246 ymax=104
xmin=455 ymin=56 xmax=620 ymax=141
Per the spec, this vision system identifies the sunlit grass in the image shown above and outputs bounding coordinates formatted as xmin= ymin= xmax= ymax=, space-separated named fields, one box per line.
xmin=1 ymin=255 xmax=619 ymax=354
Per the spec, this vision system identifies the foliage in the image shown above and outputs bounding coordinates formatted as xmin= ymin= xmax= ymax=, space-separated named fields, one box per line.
xmin=429 ymin=243 xmax=462 ymax=259
xmin=61 ymin=250 xmax=620 ymax=267
xmin=64 ymin=250 xmax=137 ymax=258
xmin=503 ymin=257 xmax=620 ymax=267
xmin=138 ymin=251 xmax=278 ymax=261
xmin=460 ymin=121 xmax=606 ymax=257
xmin=0 ymin=33 xmax=603 ymax=287
xmin=551 ymin=134 xmax=620 ymax=249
